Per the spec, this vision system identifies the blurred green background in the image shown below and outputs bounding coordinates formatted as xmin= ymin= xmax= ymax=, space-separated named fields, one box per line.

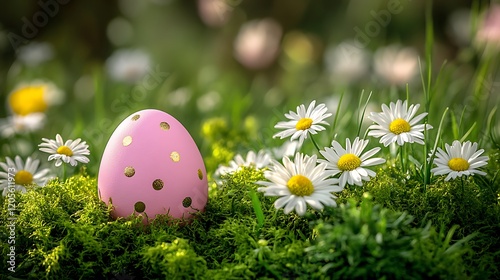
xmin=0 ymin=0 xmax=499 ymax=175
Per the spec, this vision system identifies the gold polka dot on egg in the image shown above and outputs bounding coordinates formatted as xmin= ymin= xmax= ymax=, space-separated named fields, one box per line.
xmin=134 ymin=201 xmax=146 ymax=212
xmin=170 ymin=151 xmax=180 ymax=162
xmin=152 ymin=179 xmax=164 ymax=190
xmin=182 ymin=197 xmax=192 ymax=208
xmin=122 ymin=136 xmax=132 ymax=146
xmin=124 ymin=166 xmax=135 ymax=177
xmin=198 ymin=169 xmax=203 ymax=180
xmin=160 ymin=122 xmax=170 ymax=130
xmin=131 ymin=114 xmax=140 ymax=121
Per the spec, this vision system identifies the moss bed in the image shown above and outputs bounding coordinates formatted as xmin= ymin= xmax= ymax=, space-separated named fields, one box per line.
xmin=1 ymin=150 xmax=500 ymax=279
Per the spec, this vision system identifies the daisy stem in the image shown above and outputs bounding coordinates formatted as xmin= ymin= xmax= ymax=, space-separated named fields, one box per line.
xmin=399 ymin=146 xmax=404 ymax=173
xmin=460 ymin=176 xmax=465 ymax=196
xmin=399 ymin=145 xmax=407 ymax=174
xmin=403 ymin=145 xmax=410 ymax=173
xmin=310 ymin=135 xmax=322 ymax=154
xmin=62 ymin=164 xmax=67 ymax=182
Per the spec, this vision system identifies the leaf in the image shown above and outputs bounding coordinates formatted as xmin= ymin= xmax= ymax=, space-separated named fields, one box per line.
xmin=248 ymin=189 xmax=264 ymax=230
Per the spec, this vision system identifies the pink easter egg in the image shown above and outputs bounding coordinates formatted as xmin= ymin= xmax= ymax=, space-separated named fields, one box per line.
xmin=98 ymin=109 xmax=208 ymax=223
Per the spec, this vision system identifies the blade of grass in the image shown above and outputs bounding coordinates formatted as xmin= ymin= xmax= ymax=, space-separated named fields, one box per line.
xmin=424 ymin=0 xmax=434 ymax=113
xmin=249 ymin=189 xmax=264 ymax=232
xmin=430 ymin=61 xmax=448 ymax=106
xmin=356 ymin=89 xmax=365 ymax=134
xmin=424 ymin=107 xmax=449 ymax=188
xmin=458 ymin=106 xmax=466 ymax=137
xmin=469 ymin=0 xmax=481 ymax=41
xmin=445 ymin=232 xmax=478 ymax=255
xmin=331 ymin=91 xmax=345 ymax=141
xmin=486 ymin=106 xmax=498 ymax=147
xmin=459 ymin=122 xmax=476 ymax=142
xmin=356 ymin=90 xmax=372 ymax=138
xmin=450 ymin=110 xmax=459 ymax=140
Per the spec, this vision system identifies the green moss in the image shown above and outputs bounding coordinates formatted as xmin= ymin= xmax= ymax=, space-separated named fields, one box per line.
xmin=1 ymin=163 xmax=498 ymax=279
xmin=337 ymin=154 xmax=500 ymax=279
xmin=309 ymin=195 xmax=473 ymax=279
xmin=142 ymin=238 xmax=207 ymax=279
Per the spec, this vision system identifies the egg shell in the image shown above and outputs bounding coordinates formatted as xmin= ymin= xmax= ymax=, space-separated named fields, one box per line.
xmin=98 ymin=109 xmax=208 ymax=223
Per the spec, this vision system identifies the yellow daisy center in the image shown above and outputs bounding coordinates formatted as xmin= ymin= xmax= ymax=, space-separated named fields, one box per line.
xmin=448 ymin=158 xmax=469 ymax=171
xmin=57 ymin=145 xmax=73 ymax=156
xmin=295 ymin=118 xmax=313 ymax=131
xmin=389 ymin=118 xmax=411 ymax=135
xmin=14 ymin=170 xmax=34 ymax=185
xmin=8 ymin=85 xmax=48 ymax=116
xmin=287 ymin=175 xmax=314 ymax=196
xmin=337 ymin=153 xmax=361 ymax=171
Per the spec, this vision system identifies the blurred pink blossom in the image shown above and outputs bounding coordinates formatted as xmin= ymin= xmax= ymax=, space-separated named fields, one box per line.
xmin=198 ymin=0 xmax=237 ymax=27
xmin=476 ymin=4 xmax=500 ymax=51
xmin=233 ymin=18 xmax=282 ymax=70
xmin=373 ymin=45 xmax=419 ymax=86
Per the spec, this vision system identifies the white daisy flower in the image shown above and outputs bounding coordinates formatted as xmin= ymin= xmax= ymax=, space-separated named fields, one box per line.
xmin=38 ymin=134 xmax=90 ymax=167
xmin=319 ymin=137 xmax=386 ymax=188
xmin=0 ymin=113 xmax=46 ymax=138
xmin=368 ymin=100 xmax=433 ymax=147
xmin=430 ymin=140 xmax=489 ymax=181
xmin=273 ymin=100 xmax=332 ymax=146
xmin=257 ymin=153 xmax=342 ymax=216
xmin=0 ymin=156 xmax=53 ymax=196
xmin=215 ymin=150 xmax=272 ymax=176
